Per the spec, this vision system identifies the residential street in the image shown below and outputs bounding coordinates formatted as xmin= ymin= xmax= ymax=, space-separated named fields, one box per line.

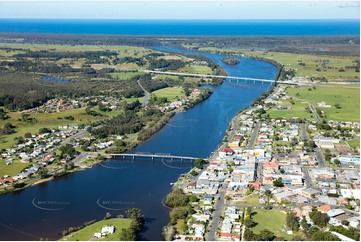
xmin=247 ymin=122 xmax=260 ymax=149
xmin=206 ymin=182 xmax=228 ymax=241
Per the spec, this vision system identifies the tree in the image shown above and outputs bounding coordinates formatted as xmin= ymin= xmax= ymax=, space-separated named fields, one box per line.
xmin=244 ymin=218 xmax=257 ymax=228
xmin=259 ymin=229 xmax=275 ymax=241
xmin=194 ymin=158 xmax=206 ymax=169
xmin=59 ymin=144 xmax=77 ymax=157
xmin=24 ymin=132 xmax=32 ymax=138
xmin=165 ymin=189 xmax=189 ymax=208
xmin=301 ymin=216 xmax=309 ymax=234
xmin=244 ymin=228 xmax=259 ymax=241
xmin=38 ymin=167 xmax=49 ymax=178
xmin=293 ymin=221 xmax=300 ymax=233
xmin=119 ymin=228 xmax=136 ymax=241
xmin=310 ymin=211 xmax=329 ymax=227
xmin=333 ymin=159 xmax=341 ymax=165
xmin=341 ymin=220 xmax=349 ymax=226
xmin=286 ymin=212 xmax=298 ymax=231
xmin=265 ymin=190 xmax=273 ymax=207
xmin=311 ymin=231 xmax=339 ymax=241
xmin=273 ymin=177 xmax=284 ymax=187
xmin=162 ymin=225 xmax=175 ymax=241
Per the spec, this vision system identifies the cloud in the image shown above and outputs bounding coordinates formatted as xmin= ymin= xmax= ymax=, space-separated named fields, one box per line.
xmin=337 ymin=2 xmax=360 ymax=8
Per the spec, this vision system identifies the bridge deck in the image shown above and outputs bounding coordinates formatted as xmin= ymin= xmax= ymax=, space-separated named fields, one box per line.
xmin=109 ymin=153 xmax=201 ymax=160
xmin=143 ymin=70 xmax=275 ymax=83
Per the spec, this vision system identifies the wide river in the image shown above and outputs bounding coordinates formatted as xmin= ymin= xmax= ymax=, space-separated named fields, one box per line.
xmin=0 ymin=46 xmax=277 ymax=241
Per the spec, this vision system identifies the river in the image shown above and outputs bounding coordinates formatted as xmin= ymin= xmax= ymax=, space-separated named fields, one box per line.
xmin=0 ymin=46 xmax=277 ymax=241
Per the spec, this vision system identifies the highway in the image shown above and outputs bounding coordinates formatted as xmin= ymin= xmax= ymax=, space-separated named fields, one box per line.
xmin=137 ymin=80 xmax=149 ymax=106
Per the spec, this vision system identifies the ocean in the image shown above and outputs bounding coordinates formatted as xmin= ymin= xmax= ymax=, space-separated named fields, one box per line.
xmin=0 ymin=19 xmax=359 ymax=35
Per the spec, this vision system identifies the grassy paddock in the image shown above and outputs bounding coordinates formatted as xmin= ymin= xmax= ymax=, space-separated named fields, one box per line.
xmin=0 ymin=159 xmax=28 ymax=177
xmin=266 ymin=99 xmax=313 ymax=120
xmin=243 ymin=51 xmax=359 ymax=80
xmin=251 ymin=209 xmax=293 ymax=240
xmin=0 ymin=108 xmax=123 ymax=150
xmin=152 ymin=87 xmax=185 ymax=101
xmin=347 ymin=139 xmax=360 ymax=149
xmin=60 ymin=218 xmax=131 ymax=241
xmin=287 ymin=85 xmax=360 ymax=122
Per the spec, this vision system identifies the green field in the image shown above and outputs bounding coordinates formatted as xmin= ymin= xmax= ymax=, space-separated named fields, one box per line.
xmin=251 ymin=209 xmax=294 ymax=240
xmin=287 ymin=85 xmax=360 ymax=122
xmin=110 ymin=72 xmax=144 ymax=80
xmin=0 ymin=159 xmax=28 ymax=177
xmin=347 ymin=139 xmax=360 ymax=149
xmin=240 ymin=194 xmax=259 ymax=206
xmin=177 ymin=65 xmax=213 ymax=75
xmin=152 ymin=87 xmax=185 ymax=101
xmin=60 ymin=218 xmax=131 ymax=241
xmin=191 ymin=46 xmax=359 ymax=81
xmin=0 ymin=43 xmax=152 ymax=57
xmin=0 ymin=108 xmax=123 ymax=150
xmin=266 ymin=99 xmax=313 ymax=120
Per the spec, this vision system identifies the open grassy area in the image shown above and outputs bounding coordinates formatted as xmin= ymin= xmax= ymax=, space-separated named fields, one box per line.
xmin=60 ymin=218 xmax=131 ymax=241
xmin=191 ymin=45 xmax=359 ymax=81
xmin=347 ymin=139 xmax=360 ymax=149
xmin=0 ymin=159 xmax=28 ymax=177
xmin=266 ymin=99 xmax=313 ymax=120
xmin=251 ymin=209 xmax=294 ymax=240
xmin=177 ymin=65 xmax=213 ymax=75
xmin=240 ymin=194 xmax=259 ymax=206
xmin=110 ymin=72 xmax=144 ymax=80
xmin=0 ymin=108 xmax=123 ymax=150
xmin=244 ymin=51 xmax=359 ymax=80
xmin=0 ymin=43 xmax=152 ymax=57
xmin=152 ymin=87 xmax=185 ymax=101
xmin=287 ymin=85 xmax=360 ymax=122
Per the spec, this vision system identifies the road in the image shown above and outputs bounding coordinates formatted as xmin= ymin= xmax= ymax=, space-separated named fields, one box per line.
xmin=206 ymin=182 xmax=228 ymax=241
xmin=247 ymin=122 xmax=260 ymax=149
xmin=301 ymin=123 xmax=309 ymax=140
xmin=302 ymin=167 xmax=314 ymax=188
xmin=137 ymin=80 xmax=149 ymax=106
xmin=309 ymin=104 xmax=321 ymax=122
xmin=315 ymin=147 xmax=326 ymax=168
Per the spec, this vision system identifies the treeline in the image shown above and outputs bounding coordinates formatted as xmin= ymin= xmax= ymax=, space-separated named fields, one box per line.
xmin=137 ymin=74 xmax=168 ymax=92
xmin=149 ymin=58 xmax=186 ymax=71
xmin=16 ymin=50 xmax=117 ymax=60
xmin=162 ymin=188 xmax=198 ymax=240
xmin=119 ymin=208 xmax=144 ymax=241
xmin=92 ymin=110 xmax=143 ymax=138
xmin=137 ymin=111 xmax=174 ymax=141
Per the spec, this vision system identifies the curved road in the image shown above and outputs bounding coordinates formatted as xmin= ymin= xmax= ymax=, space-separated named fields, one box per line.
xmin=137 ymin=80 xmax=149 ymax=106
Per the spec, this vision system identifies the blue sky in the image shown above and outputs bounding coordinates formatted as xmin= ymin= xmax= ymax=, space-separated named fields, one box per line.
xmin=0 ymin=0 xmax=359 ymax=19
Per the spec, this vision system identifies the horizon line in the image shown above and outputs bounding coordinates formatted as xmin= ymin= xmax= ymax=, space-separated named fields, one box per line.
xmin=0 ymin=18 xmax=359 ymax=21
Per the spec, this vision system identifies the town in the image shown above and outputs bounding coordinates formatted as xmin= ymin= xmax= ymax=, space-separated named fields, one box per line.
xmin=164 ymin=83 xmax=360 ymax=241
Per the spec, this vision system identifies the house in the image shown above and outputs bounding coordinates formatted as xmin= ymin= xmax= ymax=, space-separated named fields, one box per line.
xmin=219 ymin=148 xmax=234 ymax=157
xmin=263 ymin=161 xmax=279 ymax=174
xmin=101 ymin=226 xmax=115 ymax=235
xmin=299 ymin=188 xmax=320 ymax=199
xmin=203 ymin=195 xmax=214 ymax=204
xmin=327 ymin=209 xmax=345 ymax=218
xmin=318 ymin=141 xmax=335 ymax=149
xmin=318 ymin=204 xmax=332 ymax=213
